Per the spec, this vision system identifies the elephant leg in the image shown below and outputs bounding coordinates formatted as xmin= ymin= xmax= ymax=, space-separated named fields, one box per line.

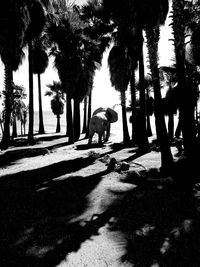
xmin=103 ymin=131 xmax=107 ymax=142
xmin=98 ymin=133 xmax=103 ymax=144
xmin=88 ymin=131 xmax=94 ymax=145
xmin=105 ymin=123 xmax=110 ymax=142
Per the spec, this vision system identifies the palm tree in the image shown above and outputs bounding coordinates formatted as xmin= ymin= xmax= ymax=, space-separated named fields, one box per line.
xmin=172 ymin=0 xmax=197 ymax=160
xmin=45 ymin=81 xmax=65 ymax=133
xmin=128 ymin=47 xmax=138 ymax=145
xmin=137 ymin=31 xmax=150 ymax=152
xmin=145 ymin=25 xmax=173 ymax=170
xmin=88 ymin=0 xmax=151 ymax=150
xmin=20 ymin=104 xmax=29 ymax=135
xmin=25 ymin=0 xmax=46 ymax=144
xmin=85 ymin=91 xmax=92 ymax=138
xmin=0 ymin=1 xmax=31 ymax=149
xmin=10 ymin=84 xmax=27 ymax=139
xmin=108 ymin=45 xmax=130 ymax=144
xmin=48 ymin=2 xmax=107 ymax=143
xmin=47 ymin=3 xmax=79 ymax=143
xmin=124 ymin=0 xmax=173 ymax=169
xmin=82 ymin=97 xmax=88 ymax=134
xmin=159 ymin=65 xmax=178 ymax=141
xmin=91 ymin=0 xmax=172 ymax=156
xmin=32 ymin=37 xmax=49 ymax=134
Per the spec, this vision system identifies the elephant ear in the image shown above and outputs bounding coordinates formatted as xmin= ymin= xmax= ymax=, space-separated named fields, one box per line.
xmin=93 ymin=107 xmax=118 ymax=122
xmin=106 ymin=108 xmax=118 ymax=123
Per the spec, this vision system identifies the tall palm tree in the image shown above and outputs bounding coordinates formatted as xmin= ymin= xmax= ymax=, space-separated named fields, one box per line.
xmin=88 ymin=0 xmax=151 ymax=150
xmin=131 ymin=0 xmax=173 ymax=169
xmin=32 ymin=37 xmax=49 ymax=134
xmin=48 ymin=2 xmax=107 ymax=143
xmin=25 ymin=0 xmax=46 ymax=144
xmin=90 ymin=0 xmax=171 ymax=158
xmin=108 ymin=45 xmax=130 ymax=144
xmin=172 ymin=0 xmax=197 ymax=160
xmin=145 ymin=25 xmax=173 ymax=170
xmin=47 ymin=3 xmax=79 ymax=143
xmin=0 ymin=1 xmax=30 ymax=149
xmin=45 ymin=81 xmax=65 ymax=133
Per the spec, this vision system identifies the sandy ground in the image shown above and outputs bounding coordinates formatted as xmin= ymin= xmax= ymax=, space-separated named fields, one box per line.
xmin=2 ymin=129 xmax=196 ymax=267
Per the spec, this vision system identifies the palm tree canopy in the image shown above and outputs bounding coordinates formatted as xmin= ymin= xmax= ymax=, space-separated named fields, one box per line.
xmin=32 ymin=45 xmax=49 ymax=74
xmin=191 ymin=26 xmax=200 ymax=66
xmin=11 ymin=84 xmax=27 ymax=117
xmin=51 ymin=98 xmax=64 ymax=116
xmin=0 ymin=1 xmax=30 ymax=68
xmin=45 ymin=81 xmax=65 ymax=116
xmin=134 ymin=0 xmax=169 ymax=27
xmin=48 ymin=3 xmax=106 ymax=102
xmin=108 ymin=45 xmax=131 ymax=92
xmin=46 ymin=81 xmax=64 ymax=96
xmin=96 ymin=0 xmax=169 ymax=27
xmin=25 ymin=0 xmax=46 ymax=41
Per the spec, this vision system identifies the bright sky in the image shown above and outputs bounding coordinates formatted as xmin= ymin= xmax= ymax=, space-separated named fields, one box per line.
xmin=0 ymin=0 xmax=174 ymax=112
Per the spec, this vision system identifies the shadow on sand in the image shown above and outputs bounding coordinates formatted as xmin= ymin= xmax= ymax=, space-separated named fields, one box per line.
xmin=104 ymin=175 xmax=200 ymax=267
xmin=2 ymin=139 xmax=200 ymax=266
xmin=0 ymin=143 xmax=142 ymax=267
xmin=0 ymin=162 xmax=111 ymax=267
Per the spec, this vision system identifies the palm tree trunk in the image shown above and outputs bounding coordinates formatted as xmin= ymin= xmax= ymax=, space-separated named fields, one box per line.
xmin=38 ymin=73 xmax=45 ymax=134
xmin=0 ymin=63 xmax=13 ymax=149
xmin=168 ymin=113 xmax=174 ymax=141
xmin=130 ymin=67 xmax=137 ymax=144
xmin=23 ymin=121 xmax=26 ymax=136
xmin=66 ymin=95 xmax=74 ymax=143
xmin=85 ymin=91 xmax=92 ymax=139
xmin=82 ymin=97 xmax=87 ymax=134
xmin=56 ymin=114 xmax=61 ymax=133
xmin=73 ymin=98 xmax=80 ymax=141
xmin=12 ymin=116 xmax=17 ymax=139
xmin=121 ymin=91 xmax=130 ymax=144
xmin=0 ymin=120 xmax=4 ymax=135
xmin=137 ymin=28 xmax=149 ymax=152
xmin=146 ymin=93 xmax=153 ymax=137
xmin=21 ymin=121 xmax=23 ymax=136
xmin=175 ymin=116 xmax=181 ymax=138
xmin=146 ymin=114 xmax=152 ymax=137
xmin=28 ymin=41 xmax=35 ymax=144
xmin=145 ymin=26 xmax=173 ymax=170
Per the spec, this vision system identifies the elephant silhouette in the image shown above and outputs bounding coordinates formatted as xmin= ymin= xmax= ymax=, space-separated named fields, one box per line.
xmin=88 ymin=107 xmax=118 ymax=145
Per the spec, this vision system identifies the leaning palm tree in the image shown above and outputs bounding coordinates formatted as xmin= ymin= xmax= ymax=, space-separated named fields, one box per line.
xmin=108 ymin=45 xmax=131 ymax=144
xmin=45 ymin=81 xmax=65 ymax=133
